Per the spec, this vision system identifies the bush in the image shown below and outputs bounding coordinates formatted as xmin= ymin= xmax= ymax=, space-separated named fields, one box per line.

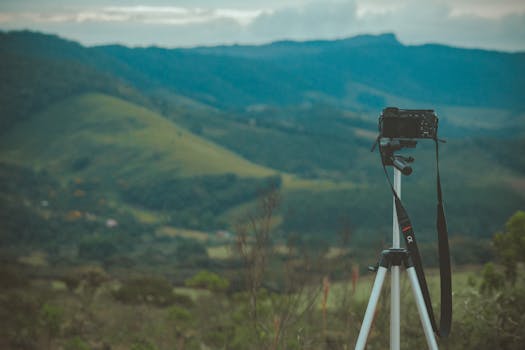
xmin=113 ymin=276 xmax=175 ymax=307
xmin=131 ymin=339 xmax=158 ymax=350
xmin=120 ymin=174 xmax=281 ymax=229
xmin=39 ymin=303 xmax=63 ymax=339
xmin=64 ymin=337 xmax=90 ymax=350
xmin=0 ymin=265 xmax=29 ymax=289
xmin=493 ymin=210 xmax=525 ymax=284
xmin=78 ymin=236 xmax=117 ymax=261
xmin=176 ymin=239 xmax=209 ymax=266
xmin=185 ymin=270 xmax=229 ymax=293
xmin=0 ymin=291 xmax=40 ymax=349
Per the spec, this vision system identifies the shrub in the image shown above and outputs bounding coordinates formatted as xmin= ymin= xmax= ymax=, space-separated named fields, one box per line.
xmin=185 ymin=270 xmax=229 ymax=293
xmin=64 ymin=337 xmax=90 ymax=350
xmin=78 ymin=236 xmax=117 ymax=261
xmin=113 ymin=276 xmax=175 ymax=307
xmin=0 ymin=265 xmax=29 ymax=289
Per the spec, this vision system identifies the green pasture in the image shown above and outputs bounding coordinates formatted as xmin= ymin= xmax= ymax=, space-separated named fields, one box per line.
xmin=0 ymin=93 xmax=276 ymax=180
xmin=325 ymin=266 xmax=483 ymax=309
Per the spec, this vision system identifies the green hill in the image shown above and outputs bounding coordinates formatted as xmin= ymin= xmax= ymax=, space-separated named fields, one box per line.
xmin=0 ymin=93 xmax=276 ymax=180
xmin=0 ymin=93 xmax=355 ymax=230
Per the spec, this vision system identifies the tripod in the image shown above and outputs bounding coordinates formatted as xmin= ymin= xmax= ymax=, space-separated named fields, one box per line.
xmin=355 ymin=166 xmax=439 ymax=350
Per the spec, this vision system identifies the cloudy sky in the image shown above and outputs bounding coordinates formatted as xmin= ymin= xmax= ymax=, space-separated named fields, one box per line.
xmin=1 ymin=0 xmax=524 ymax=51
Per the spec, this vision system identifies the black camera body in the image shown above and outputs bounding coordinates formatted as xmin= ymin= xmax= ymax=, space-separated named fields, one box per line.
xmin=379 ymin=107 xmax=438 ymax=139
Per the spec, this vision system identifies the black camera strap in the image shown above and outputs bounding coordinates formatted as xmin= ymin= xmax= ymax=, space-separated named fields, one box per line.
xmin=378 ymin=138 xmax=452 ymax=337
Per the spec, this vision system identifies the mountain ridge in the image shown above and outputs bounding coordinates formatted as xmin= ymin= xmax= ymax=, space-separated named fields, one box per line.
xmin=3 ymin=30 xmax=524 ymax=114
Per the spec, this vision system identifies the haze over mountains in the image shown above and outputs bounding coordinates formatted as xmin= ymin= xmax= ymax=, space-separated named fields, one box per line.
xmin=1 ymin=30 xmax=524 ymax=245
xmin=3 ymin=31 xmax=525 ymax=117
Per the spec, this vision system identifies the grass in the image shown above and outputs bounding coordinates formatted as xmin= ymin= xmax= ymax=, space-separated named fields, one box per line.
xmin=206 ymin=245 xmax=233 ymax=259
xmin=0 ymin=93 xmax=277 ymax=182
xmin=325 ymin=265 xmax=483 ymax=310
xmin=282 ymin=174 xmax=356 ymax=191
xmin=173 ymin=286 xmax=212 ymax=300
xmin=18 ymin=251 xmax=49 ymax=267
xmin=155 ymin=226 xmax=210 ymax=242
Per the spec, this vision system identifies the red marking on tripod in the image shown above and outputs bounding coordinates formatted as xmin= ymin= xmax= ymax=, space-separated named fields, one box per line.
xmin=402 ymin=225 xmax=412 ymax=232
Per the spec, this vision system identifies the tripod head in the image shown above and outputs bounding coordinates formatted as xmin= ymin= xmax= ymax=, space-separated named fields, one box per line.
xmin=379 ymin=139 xmax=416 ymax=175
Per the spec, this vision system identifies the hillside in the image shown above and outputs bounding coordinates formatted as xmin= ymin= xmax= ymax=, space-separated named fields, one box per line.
xmin=2 ymin=31 xmax=525 ymax=130
xmin=0 ymin=92 xmax=522 ymax=239
xmin=0 ymin=30 xmax=524 ymax=239
xmin=91 ymin=33 xmax=525 ymax=111
xmin=0 ymin=93 xmax=276 ymax=179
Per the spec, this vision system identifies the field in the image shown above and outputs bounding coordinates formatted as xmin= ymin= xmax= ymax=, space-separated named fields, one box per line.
xmin=0 ymin=249 xmax=503 ymax=350
xmin=0 ymin=93 xmax=276 ymax=179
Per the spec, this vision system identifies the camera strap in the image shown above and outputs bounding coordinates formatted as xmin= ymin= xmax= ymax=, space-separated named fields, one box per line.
xmin=378 ymin=138 xmax=452 ymax=337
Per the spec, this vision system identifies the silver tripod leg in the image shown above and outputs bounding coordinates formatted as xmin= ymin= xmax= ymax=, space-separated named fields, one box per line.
xmin=355 ymin=266 xmax=388 ymax=350
xmin=391 ymin=265 xmax=400 ymax=350
xmin=406 ymin=267 xmax=439 ymax=350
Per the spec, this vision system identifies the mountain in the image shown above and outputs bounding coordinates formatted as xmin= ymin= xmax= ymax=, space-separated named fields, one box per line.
xmin=2 ymin=31 xmax=525 ymax=123
xmin=0 ymin=30 xmax=524 ymax=243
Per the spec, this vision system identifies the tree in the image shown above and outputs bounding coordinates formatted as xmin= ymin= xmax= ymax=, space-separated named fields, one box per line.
xmin=479 ymin=262 xmax=505 ymax=295
xmin=40 ymin=303 xmax=63 ymax=350
xmin=234 ymin=187 xmax=321 ymax=349
xmin=113 ymin=276 xmax=175 ymax=307
xmin=176 ymin=239 xmax=208 ymax=266
xmin=78 ymin=236 xmax=117 ymax=261
xmin=456 ymin=210 xmax=525 ymax=350
xmin=167 ymin=305 xmax=195 ymax=350
xmin=185 ymin=270 xmax=229 ymax=293
xmin=493 ymin=210 xmax=525 ymax=284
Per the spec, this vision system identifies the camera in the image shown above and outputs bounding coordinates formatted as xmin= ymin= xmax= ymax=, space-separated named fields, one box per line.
xmin=379 ymin=107 xmax=438 ymax=139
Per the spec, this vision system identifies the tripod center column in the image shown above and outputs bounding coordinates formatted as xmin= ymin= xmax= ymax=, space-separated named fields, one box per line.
xmin=391 ymin=168 xmax=402 ymax=350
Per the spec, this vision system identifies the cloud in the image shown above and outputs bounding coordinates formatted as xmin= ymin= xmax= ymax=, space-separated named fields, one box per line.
xmin=354 ymin=1 xmax=525 ymax=51
xmin=248 ymin=1 xmax=359 ymax=41
xmin=0 ymin=0 xmax=524 ymax=51
xmin=247 ymin=0 xmax=525 ymax=51
xmin=0 ymin=5 xmax=271 ymax=26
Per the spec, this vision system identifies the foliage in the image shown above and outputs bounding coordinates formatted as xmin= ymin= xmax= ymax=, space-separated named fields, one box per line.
xmin=40 ymin=303 xmax=64 ymax=349
xmin=39 ymin=303 xmax=63 ymax=337
xmin=76 ymin=266 xmax=110 ymax=290
xmin=64 ymin=337 xmax=90 ymax=350
xmin=185 ymin=270 xmax=230 ymax=292
xmin=167 ymin=305 xmax=193 ymax=325
xmin=450 ymin=211 xmax=525 ymax=349
xmin=78 ymin=236 xmax=118 ymax=261
xmin=0 ymin=264 xmax=30 ymax=289
xmin=479 ymin=262 xmax=505 ymax=294
xmin=130 ymin=339 xmax=158 ymax=350
xmin=0 ymin=290 xmax=41 ymax=349
xmin=175 ymin=239 xmax=209 ymax=266
xmin=122 ymin=174 xmax=281 ymax=229
xmin=0 ymin=162 xmax=149 ymax=255
xmin=113 ymin=276 xmax=175 ymax=307
xmin=450 ymin=286 xmax=525 ymax=350
xmin=166 ymin=304 xmax=196 ymax=348
xmin=493 ymin=210 xmax=525 ymax=284
xmin=233 ymin=188 xmax=324 ymax=349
